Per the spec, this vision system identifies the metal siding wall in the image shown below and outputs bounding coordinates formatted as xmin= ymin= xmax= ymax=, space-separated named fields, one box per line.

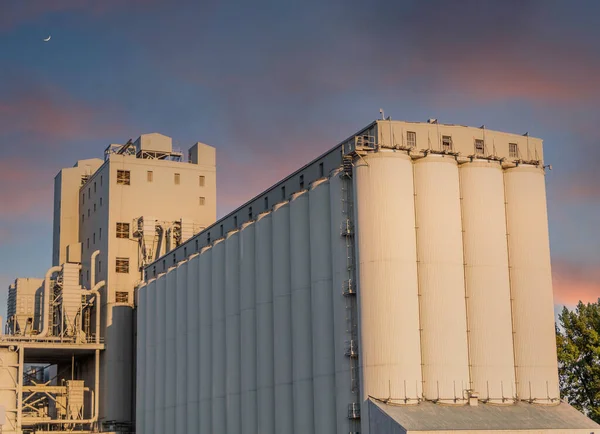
xmin=309 ymin=179 xmax=338 ymax=434
xmin=165 ymin=268 xmax=177 ymax=428
xmin=240 ymin=222 xmax=258 ymax=434
xmin=186 ymin=254 xmax=200 ymax=433
xmin=225 ymin=231 xmax=242 ymax=434
xmin=459 ymin=161 xmax=516 ymax=403
xmin=289 ymin=191 xmax=315 ymax=433
xmin=414 ymin=154 xmax=469 ymax=403
xmin=176 ymin=261 xmax=188 ymax=434
xmin=255 ymin=212 xmax=275 ymax=434
xmin=198 ymin=247 xmax=213 ymax=434
xmin=329 ymin=170 xmax=356 ymax=433
xmin=154 ymin=274 xmax=166 ymax=433
xmin=272 ymin=202 xmax=294 ymax=433
xmin=504 ymin=165 xmax=559 ymax=402
xmin=211 ymin=239 xmax=227 ymax=432
xmin=353 ymin=151 xmax=423 ymax=434
xmin=136 ymin=282 xmax=147 ymax=434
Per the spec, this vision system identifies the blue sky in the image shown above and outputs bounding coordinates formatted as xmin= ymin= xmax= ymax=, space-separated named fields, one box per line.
xmin=0 ymin=0 xmax=599 ymax=315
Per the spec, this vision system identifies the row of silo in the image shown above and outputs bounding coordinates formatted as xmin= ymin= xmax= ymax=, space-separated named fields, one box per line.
xmin=137 ymin=172 xmax=357 ymax=434
xmin=352 ymin=149 xmax=558 ymax=433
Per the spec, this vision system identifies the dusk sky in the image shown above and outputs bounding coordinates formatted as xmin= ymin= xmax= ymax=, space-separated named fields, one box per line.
xmin=0 ymin=0 xmax=598 ymax=316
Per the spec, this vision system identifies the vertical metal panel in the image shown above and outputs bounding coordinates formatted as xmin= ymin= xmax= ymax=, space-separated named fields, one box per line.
xmin=329 ymin=170 xmax=356 ymax=433
xmin=289 ymin=190 xmax=314 ymax=433
xmin=414 ymin=154 xmax=469 ymax=404
xmin=165 ymin=267 xmax=177 ymax=428
xmin=255 ymin=211 xmax=275 ymax=434
xmin=271 ymin=201 xmax=294 ymax=434
xmin=211 ymin=239 xmax=227 ymax=432
xmin=175 ymin=260 xmax=188 ymax=434
xmin=0 ymin=348 xmax=18 ymax=433
xmin=136 ymin=281 xmax=148 ymax=434
xmin=240 ymin=222 xmax=258 ymax=434
xmin=154 ymin=274 xmax=166 ymax=434
xmin=225 ymin=230 xmax=241 ymax=434
xmin=353 ymin=150 xmax=423 ymax=432
xmin=198 ymin=246 xmax=213 ymax=434
xmin=309 ymin=178 xmax=337 ymax=434
xmin=459 ymin=160 xmax=516 ymax=403
xmin=186 ymin=254 xmax=200 ymax=433
xmin=504 ymin=165 xmax=559 ymax=403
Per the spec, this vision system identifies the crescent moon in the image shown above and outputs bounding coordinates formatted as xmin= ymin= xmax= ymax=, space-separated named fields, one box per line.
xmin=43 ymin=35 xmax=51 ymax=42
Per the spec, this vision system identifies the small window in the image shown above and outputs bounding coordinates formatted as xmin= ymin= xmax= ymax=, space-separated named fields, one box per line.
xmin=147 ymin=171 xmax=153 ymax=182
xmin=442 ymin=135 xmax=453 ymax=151
xmin=82 ymin=214 xmax=84 ymax=223
xmin=88 ymin=187 xmax=91 ymax=198
xmin=199 ymin=175 xmax=205 ymax=186
xmin=509 ymin=143 xmax=518 ymax=158
xmin=474 ymin=139 xmax=485 ymax=155
xmin=153 ymin=265 xmax=156 ymax=277
xmin=115 ymin=291 xmax=129 ymax=303
xmin=299 ymin=174 xmax=305 ymax=189
xmin=264 ymin=196 xmax=269 ymax=210
xmin=82 ymin=194 xmax=85 ymax=205
xmin=87 ymin=209 xmax=90 ymax=217
xmin=195 ymin=239 xmax=199 ymax=251
xmin=220 ymin=224 xmax=224 ymax=237
xmin=174 ymin=173 xmax=180 ymax=185
xmin=99 ymin=228 xmax=102 ymax=240
xmin=117 ymin=170 xmax=130 ymax=185
xmin=100 ymin=197 xmax=103 ymax=207
xmin=94 ymin=181 xmax=96 ymax=193
xmin=199 ymin=197 xmax=205 ymax=206
xmin=87 ymin=269 xmax=90 ymax=282
xmin=116 ymin=222 xmax=130 ymax=239
xmin=98 ymin=260 xmax=102 ymax=273
xmin=207 ymin=232 xmax=211 ymax=244
xmin=248 ymin=207 xmax=253 ymax=220
xmin=281 ymin=186 xmax=286 ymax=200
xmin=116 ymin=257 xmax=129 ymax=273
xmin=87 ymin=238 xmax=90 ymax=249
xmin=318 ymin=162 xmax=324 ymax=177
xmin=173 ymin=254 xmax=176 ymax=264
xmin=100 ymin=175 xmax=103 ymax=186
xmin=407 ymin=131 xmax=417 ymax=148
xmin=93 ymin=233 xmax=96 ymax=244
xmin=234 ymin=216 xmax=238 ymax=228
xmin=184 ymin=247 xmax=187 ymax=257
xmin=162 ymin=259 xmax=166 ymax=270
xmin=93 ymin=203 xmax=96 ymax=212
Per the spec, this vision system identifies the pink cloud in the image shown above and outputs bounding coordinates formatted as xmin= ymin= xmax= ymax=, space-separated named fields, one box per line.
xmin=553 ymin=262 xmax=600 ymax=306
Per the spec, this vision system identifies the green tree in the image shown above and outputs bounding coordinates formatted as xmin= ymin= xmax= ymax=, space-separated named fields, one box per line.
xmin=556 ymin=299 xmax=600 ymax=423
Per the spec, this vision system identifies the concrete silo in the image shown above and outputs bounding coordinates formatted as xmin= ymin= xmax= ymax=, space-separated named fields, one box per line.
xmin=175 ymin=261 xmax=188 ymax=434
xmin=154 ymin=273 xmax=167 ymax=434
xmin=186 ymin=254 xmax=200 ymax=433
xmin=136 ymin=281 xmax=147 ymax=434
xmin=211 ymin=239 xmax=226 ymax=431
xmin=165 ymin=268 xmax=177 ymax=430
xmin=198 ymin=246 xmax=213 ymax=434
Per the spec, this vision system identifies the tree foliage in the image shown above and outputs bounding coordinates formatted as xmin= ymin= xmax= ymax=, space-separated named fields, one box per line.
xmin=556 ymin=299 xmax=600 ymax=423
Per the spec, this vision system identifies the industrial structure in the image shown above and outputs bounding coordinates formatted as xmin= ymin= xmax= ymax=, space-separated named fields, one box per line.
xmin=138 ymin=120 xmax=598 ymax=434
xmin=1 ymin=133 xmax=216 ymax=433
xmin=2 ymin=119 xmax=598 ymax=433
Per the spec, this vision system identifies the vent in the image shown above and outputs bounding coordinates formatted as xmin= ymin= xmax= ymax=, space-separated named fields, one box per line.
xmin=115 ymin=292 xmax=129 ymax=303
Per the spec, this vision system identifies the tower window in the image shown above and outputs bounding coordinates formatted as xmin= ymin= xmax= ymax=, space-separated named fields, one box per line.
xmin=174 ymin=173 xmax=181 ymax=185
xmin=199 ymin=175 xmax=205 ymax=186
xmin=147 ymin=171 xmax=153 ymax=182
xmin=509 ymin=143 xmax=519 ymax=158
xmin=199 ymin=196 xmax=205 ymax=206
xmin=116 ymin=258 xmax=130 ymax=273
xmin=117 ymin=170 xmax=130 ymax=185
xmin=115 ymin=291 xmax=129 ymax=303
xmin=116 ymin=222 xmax=130 ymax=239
xmin=474 ymin=139 xmax=485 ymax=155
xmin=442 ymin=136 xmax=453 ymax=151
xmin=407 ymin=131 xmax=417 ymax=148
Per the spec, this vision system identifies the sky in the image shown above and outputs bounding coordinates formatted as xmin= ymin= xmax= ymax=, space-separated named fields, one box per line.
xmin=0 ymin=0 xmax=598 ymax=317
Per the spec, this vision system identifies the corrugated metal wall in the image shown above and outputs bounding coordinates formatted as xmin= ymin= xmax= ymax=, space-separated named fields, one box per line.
xmin=136 ymin=150 xmax=559 ymax=433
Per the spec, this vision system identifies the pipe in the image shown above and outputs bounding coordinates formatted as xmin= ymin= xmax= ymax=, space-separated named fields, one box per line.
xmin=88 ymin=281 xmax=104 ymax=344
xmin=38 ymin=266 xmax=62 ymax=337
xmin=90 ymin=250 xmax=100 ymax=288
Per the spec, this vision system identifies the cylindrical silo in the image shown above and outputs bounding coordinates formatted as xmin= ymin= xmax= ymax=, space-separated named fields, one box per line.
xmin=165 ymin=267 xmax=177 ymax=429
xmin=271 ymin=201 xmax=294 ymax=434
xmin=289 ymin=190 xmax=314 ymax=433
xmin=459 ymin=160 xmax=516 ymax=403
xmin=154 ymin=274 xmax=166 ymax=434
xmin=0 ymin=347 xmax=19 ymax=433
xmin=414 ymin=153 xmax=469 ymax=404
xmin=225 ymin=230 xmax=241 ymax=434
xmin=186 ymin=254 xmax=200 ymax=433
xmin=211 ymin=239 xmax=226 ymax=432
xmin=353 ymin=150 xmax=424 ymax=431
xmin=309 ymin=178 xmax=337 ymax=434
xmin=255 ymin=211 xmax=275 ymax=434
xmin=136 ymin=281 xmax=148 ymax=434
xmin=175 ymin=260 xmax=188 ymax=434
xmin=329 ymin=169 xmax=356 ymax=432
xmin=198 ymin=246 xmax=213 ymax=434
xmin=240 ymin=222 xmax=258 ymax=434
xmin=504 ymin=164 xmax=559 ymax=403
